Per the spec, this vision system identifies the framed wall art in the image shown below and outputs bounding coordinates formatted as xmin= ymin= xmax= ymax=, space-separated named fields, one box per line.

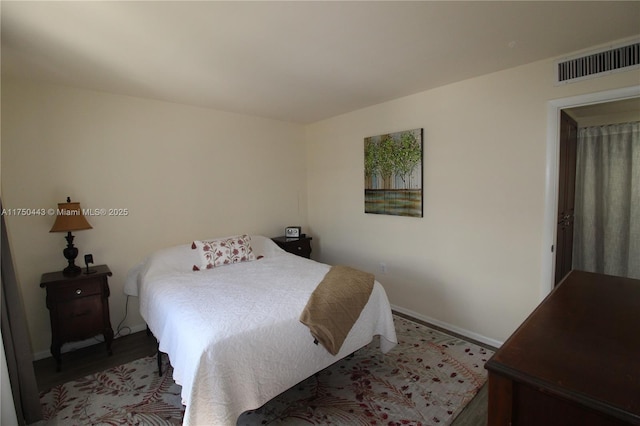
xmin=364 ymin=128 xmax=423 ymax=217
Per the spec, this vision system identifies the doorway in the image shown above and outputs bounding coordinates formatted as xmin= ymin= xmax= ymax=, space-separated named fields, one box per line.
xmin=554 ymin=98 xmax=640 ymax=285
xmin=541 ymin=86 xmax=640 ymax=298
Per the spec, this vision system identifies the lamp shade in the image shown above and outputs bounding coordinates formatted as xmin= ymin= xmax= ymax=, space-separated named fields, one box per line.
xmin=49 ymin=201 xmax=92 ymax=233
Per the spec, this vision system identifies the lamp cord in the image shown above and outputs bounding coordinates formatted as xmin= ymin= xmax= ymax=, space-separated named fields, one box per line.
xmin=91 ymin=294 xmax=132 ymax=343
xmin=114 ymin=295 xmax=132 ymax=338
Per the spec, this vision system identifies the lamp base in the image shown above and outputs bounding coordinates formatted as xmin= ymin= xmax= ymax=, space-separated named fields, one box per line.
xmin=62 ymin=232 xmax=82 ymax=276
xmin=63 ymin=264 xmax=82 ymax=276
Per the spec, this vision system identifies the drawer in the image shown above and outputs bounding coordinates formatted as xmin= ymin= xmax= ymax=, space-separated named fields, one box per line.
xmin=57 ymin=296 xmax=103 ymax=341
xmin=272 ymin=237 xmax=313 ymax=259
xmin=286 ymin=240 xmax=311 ymax=257
xmin=49 ymin=279 xmax=103 ymax=301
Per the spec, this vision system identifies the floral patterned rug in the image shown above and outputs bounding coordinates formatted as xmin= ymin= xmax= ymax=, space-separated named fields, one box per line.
xmin=40 ymin=315 xmax=492 ymax=425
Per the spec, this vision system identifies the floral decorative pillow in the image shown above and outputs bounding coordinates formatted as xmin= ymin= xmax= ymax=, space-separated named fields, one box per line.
xmin=192 ymin=234 xmax=256 ymax=270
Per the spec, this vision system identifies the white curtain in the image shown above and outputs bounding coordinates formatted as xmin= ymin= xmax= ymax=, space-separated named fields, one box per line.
xmin=572 ymin=121 xmax=640 ymax=279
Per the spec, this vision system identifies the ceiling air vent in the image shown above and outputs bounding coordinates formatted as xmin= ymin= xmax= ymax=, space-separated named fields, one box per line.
xmin=556 ymin=41 xmax=640 ymax=84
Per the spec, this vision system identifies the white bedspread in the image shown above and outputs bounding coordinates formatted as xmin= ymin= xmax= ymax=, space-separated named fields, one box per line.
xmin=125 ymin=236 xmax=397 ymax=426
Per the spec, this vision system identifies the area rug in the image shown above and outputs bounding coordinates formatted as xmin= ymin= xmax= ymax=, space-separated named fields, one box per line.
xmin=39 ymin=315 xmax=493 ymax=425
xmin=39 ymin=356 xmax=184 ymax=425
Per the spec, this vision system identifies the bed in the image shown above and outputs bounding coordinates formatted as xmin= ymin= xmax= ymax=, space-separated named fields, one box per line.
xmin=124 ymin=235 xmax=398 ymax=425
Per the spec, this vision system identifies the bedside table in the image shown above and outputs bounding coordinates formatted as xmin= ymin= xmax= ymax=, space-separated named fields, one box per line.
xmin=272 ymin=236 xmax=312 ymax=259
xmin=40 ymin=265 xmax=114 ymax=371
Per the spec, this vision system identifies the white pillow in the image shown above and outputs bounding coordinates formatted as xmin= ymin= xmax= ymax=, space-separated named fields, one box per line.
xmin=192 ymin=234 xmax=256 ymax=270
xmin=247 ymin=235 xmax=287 ymax=258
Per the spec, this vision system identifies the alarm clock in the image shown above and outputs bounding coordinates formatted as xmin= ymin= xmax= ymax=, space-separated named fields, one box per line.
xmin=285 ymin=226 xmax=301 ymax=238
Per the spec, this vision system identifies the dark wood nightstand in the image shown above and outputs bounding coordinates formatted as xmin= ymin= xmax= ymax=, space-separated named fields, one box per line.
xmin=272 ymin=236 xmax=312 ymax=259
xmin=40 ymin=265 xmax=114 ymax=371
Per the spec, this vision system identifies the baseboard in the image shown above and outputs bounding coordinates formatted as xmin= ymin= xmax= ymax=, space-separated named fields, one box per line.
xmin=391 ymin=304 xmax=503 ymax=349
xmin=33 ymin=323 xmax=149 ymax=361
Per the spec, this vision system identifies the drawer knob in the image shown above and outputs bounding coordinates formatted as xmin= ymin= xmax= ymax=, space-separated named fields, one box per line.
xmin=75 ymin=289 xmax=82 ymax=295
xmin=297 ymin=246 xmax=302 ymax=250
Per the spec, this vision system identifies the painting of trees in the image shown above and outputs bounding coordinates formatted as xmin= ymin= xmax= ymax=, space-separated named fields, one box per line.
xmin=364 ymin=128 xmax=423 ymax=217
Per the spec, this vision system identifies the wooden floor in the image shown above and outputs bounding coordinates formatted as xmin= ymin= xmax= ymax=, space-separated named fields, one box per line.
xmin=33 ymin=327 xmax=489 ymax=425
xmin=453 ymin=382 xmax=489 ymax=426
xmin=33 ymin=330 xmax=158 ymax=393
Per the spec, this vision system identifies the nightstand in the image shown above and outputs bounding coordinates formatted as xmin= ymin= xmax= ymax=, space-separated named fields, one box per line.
xmin=40 ymin=265 xmax=114 ymax=371
xmin=272 ymin=236 xmax=312 ymax=259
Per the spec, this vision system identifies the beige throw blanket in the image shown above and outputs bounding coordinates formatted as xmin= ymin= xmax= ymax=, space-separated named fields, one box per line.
xmin=299 ymin=265 xmax=374 ymax=355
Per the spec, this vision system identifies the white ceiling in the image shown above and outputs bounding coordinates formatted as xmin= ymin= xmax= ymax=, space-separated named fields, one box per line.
xmin=2 ymin=1 xmax=639 ymax=124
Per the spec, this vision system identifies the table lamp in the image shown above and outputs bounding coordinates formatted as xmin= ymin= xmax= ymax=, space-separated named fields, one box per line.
xmin=50 ymin=197 xmax=92 ymax=276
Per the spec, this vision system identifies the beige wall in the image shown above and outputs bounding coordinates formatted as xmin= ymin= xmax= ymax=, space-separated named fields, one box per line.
xmin=305 ymin=58 xmax=640 ymax=345
xmin=1 ymin=80 xmax=307 ymax=357
xmin=574 ymin=109 xmax=640 ymax=128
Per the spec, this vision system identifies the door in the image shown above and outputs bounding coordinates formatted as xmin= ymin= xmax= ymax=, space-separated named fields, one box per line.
xmin=554 ymin=110 xmax=578 ymax=285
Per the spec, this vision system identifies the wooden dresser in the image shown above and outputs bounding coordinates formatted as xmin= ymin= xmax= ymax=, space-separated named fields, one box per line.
xmin=485 ymin=270 xmax=640 ymax=425
xmin=40 ymin=265 xmax=114 ymax=371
